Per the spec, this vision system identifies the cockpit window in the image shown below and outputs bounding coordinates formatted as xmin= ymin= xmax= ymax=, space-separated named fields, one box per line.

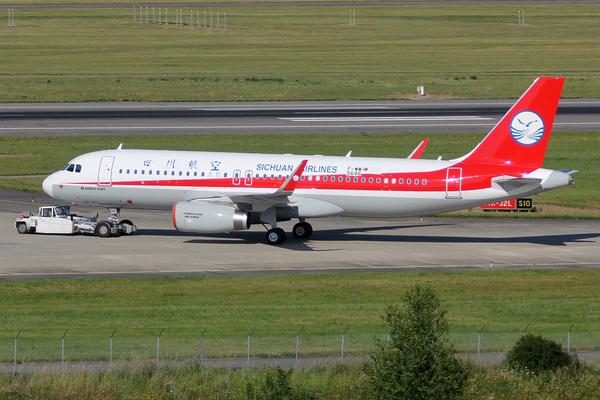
xmin=66 ymin=164 xmax=75 ymax=172
xmin=75 ymin=164 xmax=82 ymax=173
xmin=61 ymin=164 xmax=70 ymax=171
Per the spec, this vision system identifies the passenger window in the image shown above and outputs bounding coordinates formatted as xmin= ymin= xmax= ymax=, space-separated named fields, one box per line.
xmin=141 ymin=170 xmax=145 ymax=175
xmin=323 ymin=176 xmax=328 ymax=182
xmin=308 ymin=176 xmax=313 ymax=181
xmin=75 ymin=164 xmax=82 ymax=173
xmin=376 ymin=178 xmax=381 ymax=183
xmin=415 ymin=179 xmax=419 ymax=185
xmin=149 ymin=170 xmax=152 ymax=175
xmin=422 ymin=179 xmax=427 ymax=185
xmin=353 ymin=177 xmax=358 ymax=183
xmin=384 ymin=178 xmax=389 ymax=184
xmin=202 ymin=172 xmax=205 ymax=177
xmin=391 ymin=178 xmax=396 ymax=184
xmin=179 ymin=171 xmax=182 ymax=176
xmin=186 ymin=171 xmax=190 ymax=176
xmin=224 ymin=173 xmax=227 ymax=178
xmin=301 ymin=176 xmax=305 ymax=181
xmin=172 ymin=171 xmax=175 ymax=176
xmin=134 ymin=170 xmax=137 ymax=174
xmin=407 ymin=179 xmax=412 ymax=184
xmin=369 ymin=177 xmax=373 ymax=183
xmin=194 ymin=172 xmax=198 ymax=176
xmin=119 ymin=169 xmax=123 ymax=174
xmin=346 ymin=177 xmax=350 ymax=183
xmin=361 ymin=177 xmax=366 ymax=183
xmin=156 ymin=170 xmax=160 ymax=175
xmin=126 ymin=169 xmax=130 ymax=174
xmin=399 ymin=178 xmax=404 ymax=184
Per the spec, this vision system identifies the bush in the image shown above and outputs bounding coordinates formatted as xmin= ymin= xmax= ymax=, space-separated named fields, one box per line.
xmin=363 ymin=285 xmax=471 ymax=400
xmin=506 ymin=333 xmax=577 ymax=374
xmin=245 ymin=366 xmax=295 ymax=400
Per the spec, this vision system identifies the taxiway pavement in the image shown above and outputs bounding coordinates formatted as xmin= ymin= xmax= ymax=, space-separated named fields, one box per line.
xmin=1 ymin=99 xmax=599 ymax=136
xmin=1 ymin=189 xmax=599 ymax=280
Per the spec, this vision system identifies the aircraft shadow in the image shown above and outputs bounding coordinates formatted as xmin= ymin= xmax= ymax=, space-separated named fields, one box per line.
xmin=138 ymin=224 xmax=445 ymax=252
xmin=136 ymin=223 xmax=599 ymax=249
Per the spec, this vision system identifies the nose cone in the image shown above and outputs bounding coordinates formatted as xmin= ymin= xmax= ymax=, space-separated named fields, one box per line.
xmin=42 ymin=174 xmax=54 ymax=198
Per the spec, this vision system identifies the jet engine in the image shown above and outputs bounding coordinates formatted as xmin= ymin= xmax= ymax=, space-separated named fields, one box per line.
xmin=172 ymin=201 xmax=250 ymax=233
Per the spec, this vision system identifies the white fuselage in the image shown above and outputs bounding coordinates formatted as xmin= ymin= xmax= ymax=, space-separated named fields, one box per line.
xmin=43 ymin=148 xmax=565 ymax=219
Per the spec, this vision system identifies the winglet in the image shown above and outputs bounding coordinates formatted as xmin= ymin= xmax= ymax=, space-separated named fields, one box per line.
xmin=407 ymin=139 xmax=429 ymax=159
xmin=273 ymin=159 xmax=308 ymax=195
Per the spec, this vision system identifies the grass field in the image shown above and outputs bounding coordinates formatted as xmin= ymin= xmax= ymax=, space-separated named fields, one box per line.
xmin=1 ymin=131 xmax=598 ymax=213
xmin=2 ymin=362 xmax=600 ymax=400
xmin=1 ymin=5 xmax=600 ymax=101
xmin=1 ymin=270 xmax=600 ymax=362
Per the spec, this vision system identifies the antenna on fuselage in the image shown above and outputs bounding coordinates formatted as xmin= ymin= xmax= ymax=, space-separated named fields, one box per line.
xmin=117 ymin=143 xmax=123 ymax=150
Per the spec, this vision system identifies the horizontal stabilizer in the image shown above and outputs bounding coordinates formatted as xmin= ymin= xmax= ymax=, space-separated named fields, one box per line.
xmin=492 ymin=175 xmax=542 ymax=192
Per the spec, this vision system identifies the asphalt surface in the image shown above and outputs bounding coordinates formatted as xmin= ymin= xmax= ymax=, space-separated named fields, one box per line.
xmin=2 ymin=188 xmax=599 ymax=280
xmin=1 ymin=99 xmax=599 ymax=136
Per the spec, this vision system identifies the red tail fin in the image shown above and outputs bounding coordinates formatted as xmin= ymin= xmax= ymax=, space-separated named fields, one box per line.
xmin=462 ymin=77 xmax=564 ymax=170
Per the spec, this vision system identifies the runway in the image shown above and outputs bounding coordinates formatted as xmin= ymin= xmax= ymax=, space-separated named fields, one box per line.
xmin=1 ymin=99 xmax=599 ymax=136
xmin=1 ymin=189 xmax=599 ymax=280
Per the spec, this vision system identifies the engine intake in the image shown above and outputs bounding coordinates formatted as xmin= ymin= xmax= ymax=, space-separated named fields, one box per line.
xmin=172 ymin=201 xmax=250 ymax=233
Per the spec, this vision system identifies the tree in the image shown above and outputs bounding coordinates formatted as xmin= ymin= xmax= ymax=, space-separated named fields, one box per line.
xmin=363 ymin=285 xmax=470 ymax=400
xmin=506 ymin=333 xmax=577 ymax=374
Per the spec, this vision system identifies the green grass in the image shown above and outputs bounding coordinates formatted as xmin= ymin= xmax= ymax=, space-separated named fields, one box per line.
xmin=2 ymin=5 xmax=600 ymax=101
xmin=1 ymin=362 xmax=600 ymax=400
xmin=1 ymin=131 xmax=598 ymax=212
xmin=1 ymin=270 xmax=600 ymax=362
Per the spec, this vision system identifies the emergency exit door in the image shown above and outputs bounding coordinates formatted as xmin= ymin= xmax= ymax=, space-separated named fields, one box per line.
xmin=445 ymin=168 xmax=462 ymax=199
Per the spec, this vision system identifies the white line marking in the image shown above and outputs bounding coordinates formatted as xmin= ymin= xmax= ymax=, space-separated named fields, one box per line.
xmin=279 ymin=116 xmax=492 ymax=122
xmin=190 ymin=106 xmax=391 ymax=111
xmin=1 ymin=121 xmax=598 ymax=132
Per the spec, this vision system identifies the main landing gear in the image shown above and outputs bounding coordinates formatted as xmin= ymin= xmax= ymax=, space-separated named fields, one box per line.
xmin=265 ymin=220 xmax=313 ymax=245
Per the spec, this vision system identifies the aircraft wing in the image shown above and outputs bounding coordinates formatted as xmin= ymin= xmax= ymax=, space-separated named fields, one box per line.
xmin=185 ymin=160 xmax=309 ymax=213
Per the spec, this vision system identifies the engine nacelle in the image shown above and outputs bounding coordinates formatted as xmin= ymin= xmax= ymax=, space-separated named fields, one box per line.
xmin=172 ymin=201 xmax=250 ymax=233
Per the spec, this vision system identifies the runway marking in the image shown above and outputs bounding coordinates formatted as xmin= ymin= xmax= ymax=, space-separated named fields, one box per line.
xmin=0 ymin=123 xmax=499 ymax=131
xmin=278 ymin=116 xmax=492 ymax=122
xmin=190 ymin=106 xmax=391 ymax=111
xmin=2 ymin=121 xmax=598 ymax=133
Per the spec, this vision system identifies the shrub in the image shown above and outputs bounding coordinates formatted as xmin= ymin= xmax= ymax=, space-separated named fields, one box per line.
xmin=245 ymin=366 xmax=294 ymax=400
xmin=505 ymin=333 xmax=577 ymax=374
xmin=363 ymin=285 xmax=471 ymax=400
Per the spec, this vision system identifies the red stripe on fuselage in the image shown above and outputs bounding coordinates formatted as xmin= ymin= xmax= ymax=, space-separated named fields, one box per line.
xmin=69 ymin=162 xmax=532 ymax=193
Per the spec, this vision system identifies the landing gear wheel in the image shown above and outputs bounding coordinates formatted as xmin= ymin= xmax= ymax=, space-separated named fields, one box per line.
xmin=16 ymin=223 xmax=27 ymax=234
xmin=293 ymin=222 xmax=313 ymax=239
xmin=96 ymin=221 xmax=112 ymax=238
xmin=120 ymin=219 xmax=134 ymax=235
xmin=266 ymin=228 xmax=286 ymax=245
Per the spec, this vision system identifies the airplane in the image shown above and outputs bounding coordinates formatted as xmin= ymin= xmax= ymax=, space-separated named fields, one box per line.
xmin=42 ymin=77 xmax=575 ymax=245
